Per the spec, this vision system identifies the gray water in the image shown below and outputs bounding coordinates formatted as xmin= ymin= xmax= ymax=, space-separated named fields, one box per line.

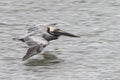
xmin=0 ymin=0 xmax=120 ymax=80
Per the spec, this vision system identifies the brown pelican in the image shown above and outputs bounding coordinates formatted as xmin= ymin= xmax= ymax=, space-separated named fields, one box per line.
xmin=13 ymin=23 xmax=79 ymax=61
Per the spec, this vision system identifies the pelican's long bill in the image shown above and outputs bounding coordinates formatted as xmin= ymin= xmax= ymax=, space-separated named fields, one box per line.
xmin=54 ymin=29 xmax=80 ymax=37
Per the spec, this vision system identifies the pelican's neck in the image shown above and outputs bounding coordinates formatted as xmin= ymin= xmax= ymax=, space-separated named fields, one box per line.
xmin=42 ymin=34 xmax=60 ymax=41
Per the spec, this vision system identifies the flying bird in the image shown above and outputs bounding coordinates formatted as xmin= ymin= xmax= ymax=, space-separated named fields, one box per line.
xmin=13 ymin=23 xmax=79 ymax=61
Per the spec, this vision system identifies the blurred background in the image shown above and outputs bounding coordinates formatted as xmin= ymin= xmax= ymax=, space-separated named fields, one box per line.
xmin=0 ymin=0 xmax=120 ymax=80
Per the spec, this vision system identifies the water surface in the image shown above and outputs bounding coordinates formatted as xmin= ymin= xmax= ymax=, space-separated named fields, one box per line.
xmin=0 ymin=0 xmax=120 ymax=80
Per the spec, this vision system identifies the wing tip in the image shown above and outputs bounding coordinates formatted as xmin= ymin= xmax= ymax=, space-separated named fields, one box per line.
xmin=22 ymin=55 xmax=28 ymax=61
xmin=22 ymin=54 xmax=32 ymax=61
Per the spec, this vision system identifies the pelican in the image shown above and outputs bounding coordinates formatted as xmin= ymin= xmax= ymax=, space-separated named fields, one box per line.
xmin=13 ymin=23 xmax=79 ymax=61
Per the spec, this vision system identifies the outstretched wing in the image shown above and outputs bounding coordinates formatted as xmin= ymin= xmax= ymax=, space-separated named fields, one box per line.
xmin=27 ymin=24 xmax=48 ymax=33
xmin=23 ymin=36 xmax=49 ymax=61
xmin=23 ymin=45 xmax=44 ymax=61
xmin=13 ymin=31 xmax=37 ymax=42
xmin=13 ymin=24 xmax=48 ymax=41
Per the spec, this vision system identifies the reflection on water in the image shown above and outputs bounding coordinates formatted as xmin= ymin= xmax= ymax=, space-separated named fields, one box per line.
xmin=24 ymin=52 xmax=63 ymax=66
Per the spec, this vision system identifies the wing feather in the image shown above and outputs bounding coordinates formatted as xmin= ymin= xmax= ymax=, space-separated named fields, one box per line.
xmin=27 ymin=24 xmax=48 ymax=33
xmin=23 ymin=36 xmax=48 ymax=61
xmin=23 ymin=45 xmax=44 ymax=61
